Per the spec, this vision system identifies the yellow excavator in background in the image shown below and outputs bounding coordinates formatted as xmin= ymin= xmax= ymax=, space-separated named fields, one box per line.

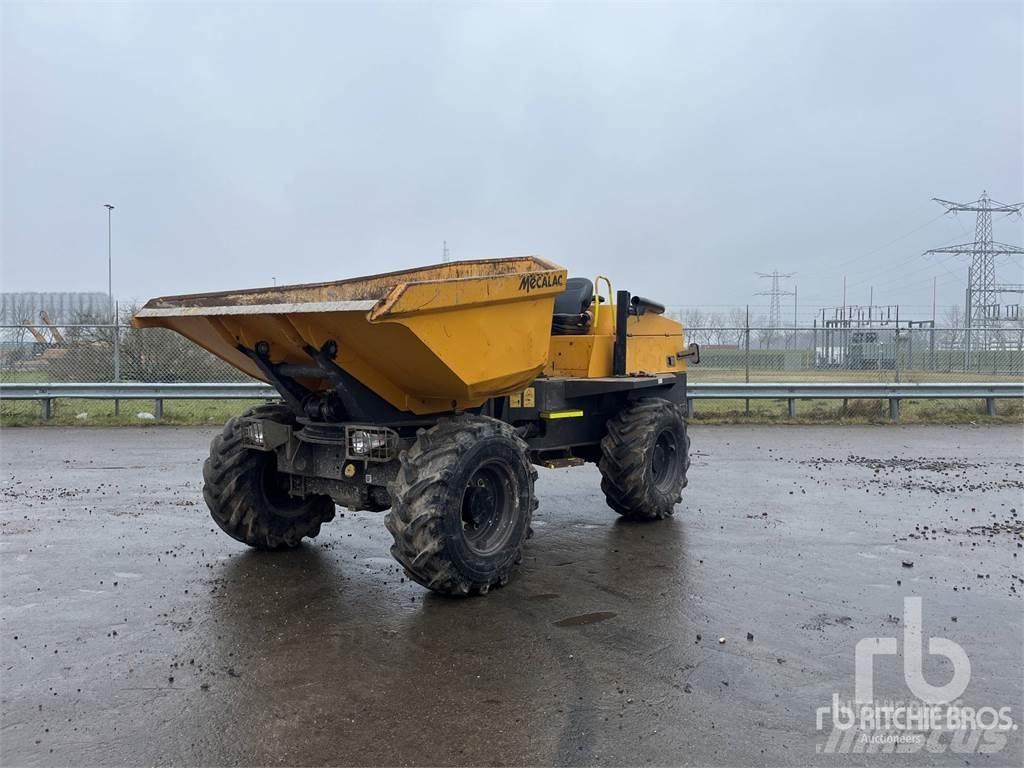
xmin=21 ymin=322 xmax=49 ymax=346
xmin=38 ymin=311 xmax=66 ymax=345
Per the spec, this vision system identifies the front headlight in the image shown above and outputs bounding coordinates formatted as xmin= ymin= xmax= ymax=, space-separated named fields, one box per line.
xmin=350 ymin=430 xmax=386 ymax=456
xmin=242 ymin=422 xmax=264 ymax=447
xmin=345 ymin=425 xmax=397 ymax=461
xmin=351 ymin=430 xmax=369 ymax=455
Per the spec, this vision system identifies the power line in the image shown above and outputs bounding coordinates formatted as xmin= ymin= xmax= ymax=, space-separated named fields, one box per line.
xmin=821 ymin=212 xmax=948 ymax=275
xmin=792 ymin=211 xmax=951 ymax=286
xmin=854 ymin=240 xmax=966 ymax=295
xmin=844 ymin=218 xmax=974 ymax=293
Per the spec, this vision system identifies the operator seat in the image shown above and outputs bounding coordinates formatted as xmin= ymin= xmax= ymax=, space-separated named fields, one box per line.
xmin=551 ymin=277 xmax=594 ymax=335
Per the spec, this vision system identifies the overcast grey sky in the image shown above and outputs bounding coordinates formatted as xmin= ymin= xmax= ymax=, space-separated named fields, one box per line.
xmin=2 ymin=1 xmax=1021 ymax=321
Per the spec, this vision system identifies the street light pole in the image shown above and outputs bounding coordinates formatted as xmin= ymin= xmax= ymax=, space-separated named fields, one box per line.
xmin=104 ymin=204 xmax=115 ymax=321
xmin=104 ymin=203 xmax=120 ymax=416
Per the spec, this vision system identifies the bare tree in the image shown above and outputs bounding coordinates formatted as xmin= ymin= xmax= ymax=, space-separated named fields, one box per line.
xmin=680 ymin=309 xmax=715 ymax=346
xmin=44 ymin=305 xmax=250 ymax=383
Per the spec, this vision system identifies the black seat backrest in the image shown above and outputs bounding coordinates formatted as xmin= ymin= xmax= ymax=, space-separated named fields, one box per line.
xmin=553 ymin=277 xmax=594 ymax=315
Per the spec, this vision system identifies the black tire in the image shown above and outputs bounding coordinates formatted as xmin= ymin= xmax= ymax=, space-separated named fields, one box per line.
xmin=385 ymin=415 xmax=537 ymax=596
xmin=202 ymin=404 xmax=335 ymax=549
xmin=599 ymin=398 xmax=689 ymax=520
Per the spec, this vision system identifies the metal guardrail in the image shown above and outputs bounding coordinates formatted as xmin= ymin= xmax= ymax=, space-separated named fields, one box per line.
xmin=0 ymin=382 xmax=278 ymax=419
xmin=2 ymin=380 xmax=1022 ymax=421
xmin=687 ymin=381 xmax=1023 ymax=419
xmin=1 ymin=382 xmax=278 ymax=400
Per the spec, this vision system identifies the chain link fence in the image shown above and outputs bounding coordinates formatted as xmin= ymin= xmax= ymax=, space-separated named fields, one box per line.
xmin=2 ymin=322 xmax=1023 ymax=423
xmin=1 ymin=323 xmax=249 ymax=384
xmin=1 ymin=323 xmax=254 ymax=423
xmin=681 ymin=326 xmax=1024 ymax=383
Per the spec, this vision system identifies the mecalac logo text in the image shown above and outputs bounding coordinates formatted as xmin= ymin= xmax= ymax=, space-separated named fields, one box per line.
xmin=519 ymin=273 xmax=565 ymax=292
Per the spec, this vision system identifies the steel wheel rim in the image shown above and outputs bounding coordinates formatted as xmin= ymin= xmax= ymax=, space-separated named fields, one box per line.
xmin=650 ymin=428 xmax=680 ymax=489
xmin=460 ymin=460 xmax=516 ymax=556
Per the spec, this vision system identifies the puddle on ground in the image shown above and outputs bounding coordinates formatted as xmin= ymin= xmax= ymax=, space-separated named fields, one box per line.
xmin=553 ymin=611 xmax=617 ymax=627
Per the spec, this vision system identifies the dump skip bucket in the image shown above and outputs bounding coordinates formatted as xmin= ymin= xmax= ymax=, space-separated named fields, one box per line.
xmin=133 ymin=256 xmax=567 ymax=415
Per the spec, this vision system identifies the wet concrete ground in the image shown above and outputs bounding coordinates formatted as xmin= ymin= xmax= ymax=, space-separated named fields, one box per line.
xmin=1 ymin=425 xmax=1022 ymax=767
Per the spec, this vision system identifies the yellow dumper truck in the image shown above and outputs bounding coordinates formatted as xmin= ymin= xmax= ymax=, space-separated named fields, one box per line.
xmin=134 ymin=257 xmax=695 ymax=595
